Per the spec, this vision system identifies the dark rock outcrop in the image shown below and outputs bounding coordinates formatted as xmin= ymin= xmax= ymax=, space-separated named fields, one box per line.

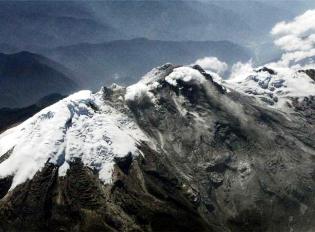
xmin=299 ymin=69 xmax=315 ymax=81
xmin=256 ymin=67 xmax=277 ymax=75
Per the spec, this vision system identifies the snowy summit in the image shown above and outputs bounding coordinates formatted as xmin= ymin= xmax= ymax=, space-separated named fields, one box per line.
xmin=0 ymin=90 xmax=147 ymax=189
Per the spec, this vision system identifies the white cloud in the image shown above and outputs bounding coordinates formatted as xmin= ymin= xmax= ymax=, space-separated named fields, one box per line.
xmin=165 ymin=66 xmax=206 ymax=86
xmin=193 ymin=57 xmax=228 ymax=74
xmin=225 ymin=10 xmax=315 ymax=83
xmin=271 ymin=10 xmax=315 ymax=39
xmin=228 ymin=60 xmax=254 ymax=83
xmin=273 ymin=34 xmax=315 ymax=52
xmin=271 ymin=9 xmax=315 ymax=66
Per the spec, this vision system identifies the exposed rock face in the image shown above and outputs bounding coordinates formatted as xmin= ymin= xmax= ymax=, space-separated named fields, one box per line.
xmin=256 ymin=66 xmax=277 ymax=75
xmin=299 ymin=69 xmax=315 ymax=81
xmin=0 ymin=64 xmax=315 ymax=232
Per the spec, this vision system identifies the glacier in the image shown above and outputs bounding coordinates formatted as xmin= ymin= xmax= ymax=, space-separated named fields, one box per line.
xmin=0 ymin=90 xmax=147 ymax=189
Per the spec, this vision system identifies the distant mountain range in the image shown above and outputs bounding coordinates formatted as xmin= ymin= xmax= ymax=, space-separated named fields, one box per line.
xmin=0 ymin=1 xmax=126 ymax=50
xmin=0 ymin=52 xmax=78 ymax=108
xmin=0 ymin=0 xmax=313 ymax=107
xmin=42 ymin=38 xmax=252 ymax=89
xmin=0 ymin=1 xmax=313 ymax=53
xmin=86 ymin=1 xmax=251 ymax=43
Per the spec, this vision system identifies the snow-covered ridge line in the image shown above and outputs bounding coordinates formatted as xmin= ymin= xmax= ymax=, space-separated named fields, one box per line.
xmin=0 ymin=90 xmax=148 ymax=189
xmin=214 ymin=66 xmax=315 ymax=111
xmin=125 ymin=65 xmax=207 ymax=103
xmin=125 ymin=63 xmax=315 ymax=112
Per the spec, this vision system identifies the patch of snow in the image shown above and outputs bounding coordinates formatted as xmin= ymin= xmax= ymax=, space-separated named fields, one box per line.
xmin=58 ymin=162 xmax=69 ymax=177
xmin=0 ymin=90 xmax=148 ymax=189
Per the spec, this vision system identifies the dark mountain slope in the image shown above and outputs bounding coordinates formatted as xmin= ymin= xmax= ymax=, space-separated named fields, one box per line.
xmin=0 ymin=51 xmax=78 ymax=108
xmin=0 ymin=43 xmax=19 ymax=54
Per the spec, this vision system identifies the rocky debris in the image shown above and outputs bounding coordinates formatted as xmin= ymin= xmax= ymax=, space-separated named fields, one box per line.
xmin=290 ymin=96 xmax=315 ymax=123
xmin=292 ymin=96 xmax=315 ymax=111
xmin=260 ymin=96 xmax=275 ymax=105
xmin=205 ymin=153 xmax=232 ymax=173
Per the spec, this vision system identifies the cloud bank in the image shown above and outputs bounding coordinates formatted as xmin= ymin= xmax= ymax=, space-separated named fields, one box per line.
xmin=271 ymin=9 xmax=315 ymax=66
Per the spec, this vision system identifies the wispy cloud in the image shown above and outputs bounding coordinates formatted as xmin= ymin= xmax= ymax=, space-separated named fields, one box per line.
xmin=228 ymin=60 xmax=254 ymax=82
xmin=193 ymin=57 xmax=228 ymax=74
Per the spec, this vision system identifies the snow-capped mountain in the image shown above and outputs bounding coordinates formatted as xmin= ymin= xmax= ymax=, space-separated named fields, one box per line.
xmin=221 ymin=66 xmax=315 ymax=114
xmin=0 ymin=64 xmax=315 ymax=231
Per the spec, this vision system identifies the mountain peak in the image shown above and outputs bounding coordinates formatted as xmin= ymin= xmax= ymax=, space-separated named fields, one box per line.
xmin=222 ymin=66 xmax=315 ymax=114
xmin=1 ymin=64 xmax=315 ymax=231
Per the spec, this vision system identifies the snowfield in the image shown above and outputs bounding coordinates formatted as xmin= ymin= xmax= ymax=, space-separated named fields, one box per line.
xmin=219 ymin=67 xmax=315 ymax=111
xmin=0 ymin=90 xmax=147 ymax=189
